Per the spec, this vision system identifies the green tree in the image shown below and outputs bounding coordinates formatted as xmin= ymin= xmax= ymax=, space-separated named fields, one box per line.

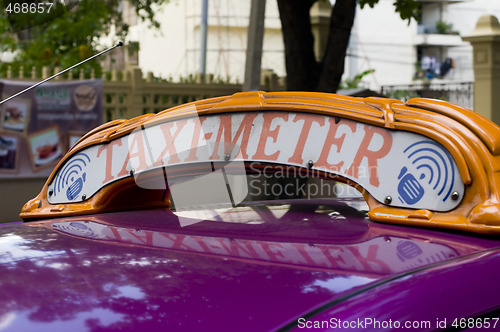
xmin=0 ymin=0 xmax=169 ymax=77
xmin=277 ymin=0 xmax=420 ymax=92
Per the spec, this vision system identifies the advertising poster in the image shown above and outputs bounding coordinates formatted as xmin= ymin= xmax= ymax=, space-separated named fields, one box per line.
xmin=0 ymin=133 xmax=19 ymax=174
xmin=0 ymin=79 xmax=103 ymax=178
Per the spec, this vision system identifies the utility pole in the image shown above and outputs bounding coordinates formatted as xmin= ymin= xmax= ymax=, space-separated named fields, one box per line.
xmin=243 ymin=0 xmax=266 ymax=91
xmin=199 ymin=0 xmax=208 ymax=83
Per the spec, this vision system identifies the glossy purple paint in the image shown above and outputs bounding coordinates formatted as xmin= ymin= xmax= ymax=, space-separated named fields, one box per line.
xmin=290 ymin=251 xmax=500 ymax=331
xmin=0 ymin=198 xmax=499 ymax=331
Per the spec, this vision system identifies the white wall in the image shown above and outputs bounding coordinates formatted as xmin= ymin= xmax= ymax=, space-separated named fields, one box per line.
xmin=127 ymin=1 xmax=187 ymax=80
xmin=348 ymin=0 xmax=417 ymax=90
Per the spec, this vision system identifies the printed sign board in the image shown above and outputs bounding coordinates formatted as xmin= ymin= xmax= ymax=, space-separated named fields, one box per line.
xmin=48 ymin=111 xmax=464 ymax=212
xmin=0 ymin=79 xmax=102 ymax=177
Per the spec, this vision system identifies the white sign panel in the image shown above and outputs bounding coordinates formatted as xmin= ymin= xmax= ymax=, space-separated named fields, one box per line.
xmin=48 ymin=111 xmax=464 ymax=211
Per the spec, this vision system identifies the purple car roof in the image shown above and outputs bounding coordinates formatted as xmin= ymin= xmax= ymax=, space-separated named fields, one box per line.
xmin=1 ymin=197 xmax=500 ymax=331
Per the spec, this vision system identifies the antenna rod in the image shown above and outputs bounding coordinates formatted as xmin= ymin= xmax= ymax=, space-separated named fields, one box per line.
xmin=0 ymin=41 xmax=123 ymax=106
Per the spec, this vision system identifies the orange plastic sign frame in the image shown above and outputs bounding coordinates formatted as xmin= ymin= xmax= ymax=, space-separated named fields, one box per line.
xmin=20 ymin=91 xmax=500 ymax=234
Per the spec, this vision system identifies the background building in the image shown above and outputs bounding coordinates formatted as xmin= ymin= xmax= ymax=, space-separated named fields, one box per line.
xmin=126 ymin=0 xmax=500 ymax=92
xmin=351 ymin=0 xmax=500 ymax=90
xmin=127 ymin=0 xmax=284 ymax=83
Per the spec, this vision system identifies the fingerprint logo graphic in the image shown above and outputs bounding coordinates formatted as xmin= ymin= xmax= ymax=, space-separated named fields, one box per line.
xmin=397 ymin=167 xmax=425 ymax=205
xmin=53 ymin=153 xmax=91 ymax=201
xmin=398 ymin=141 xmax=456 ymax=205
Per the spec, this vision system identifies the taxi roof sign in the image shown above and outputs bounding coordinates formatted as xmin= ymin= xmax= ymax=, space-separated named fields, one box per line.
xmin=20 ymin=91 xmax=500 ymax=235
